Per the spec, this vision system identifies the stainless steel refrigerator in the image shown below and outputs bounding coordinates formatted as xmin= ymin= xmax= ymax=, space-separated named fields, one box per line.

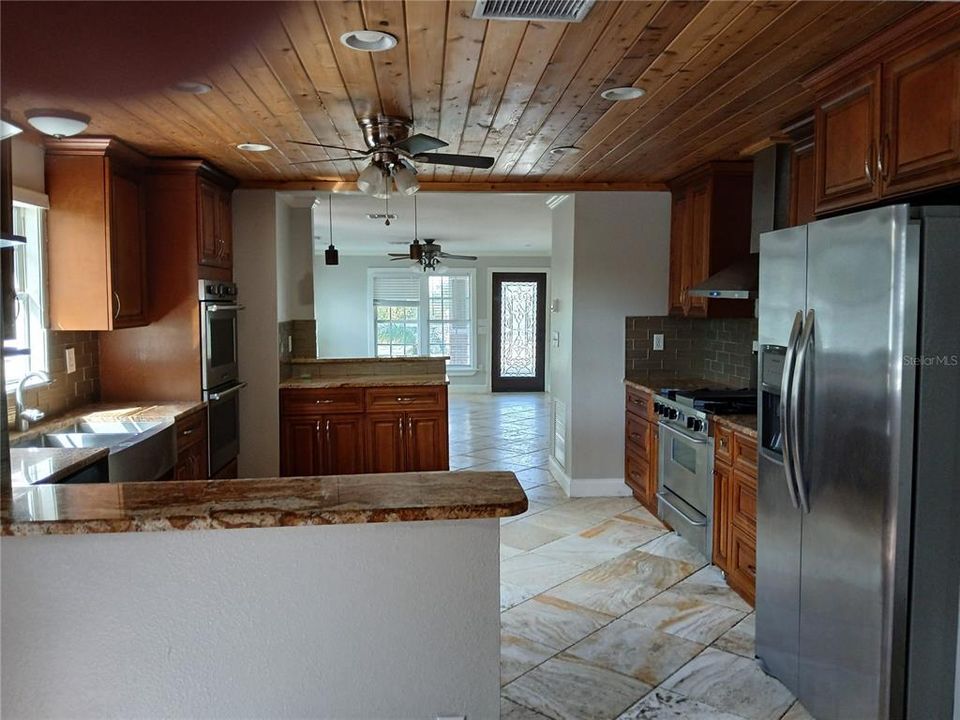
xmin=756 ymin=204 xmax=960 ymax=720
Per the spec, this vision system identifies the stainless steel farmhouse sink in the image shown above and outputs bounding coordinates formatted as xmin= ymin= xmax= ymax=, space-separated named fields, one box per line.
xmin=14 ymin=420 xmax=176 ymax=482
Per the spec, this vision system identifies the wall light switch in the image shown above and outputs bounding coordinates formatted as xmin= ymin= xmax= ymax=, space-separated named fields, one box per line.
xmin=65 ymin=347 xmax=76 ymax=374
xmin=652 ymin=334 xmax=664 ymax=351
xmin=551 ymin=330 xmax=560 ymax=348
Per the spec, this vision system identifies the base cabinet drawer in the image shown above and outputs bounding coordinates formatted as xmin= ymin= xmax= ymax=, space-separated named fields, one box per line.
xmin=625 ymin=448 xmax=651 ymax=506
xmin=625 ymin=414 xmax=650 ymax=460
xmin=175 ymin=439 xmax=207 ymax=481
xmin=365 ymin=386 xmax=446 ymax=412
xmin=281 ymin=388 xmax=364 ymax=415
xmin=731 ymin=468 xmax=757 ymax=533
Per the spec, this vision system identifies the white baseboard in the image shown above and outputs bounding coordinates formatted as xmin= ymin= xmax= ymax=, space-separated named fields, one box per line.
xmin=547 ymin=459 xmax=630 ymax=498
xmin=448 ymin=385 xmax=490 ymax=395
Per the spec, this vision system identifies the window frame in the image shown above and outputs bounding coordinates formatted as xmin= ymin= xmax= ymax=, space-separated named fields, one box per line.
xmin=368 ymin=268 xmax=477 ymax=374
xmin=4 ymin=197 xmax=49 ymax=391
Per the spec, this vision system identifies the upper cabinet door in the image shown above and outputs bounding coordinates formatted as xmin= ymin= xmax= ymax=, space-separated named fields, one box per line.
xmin=881 ymin=25 xmax=960 ymax=196
xmin=667 ymin=190 xmax=689 ymax=316
xmin=197 ymin=179 xmax=222 ymax=267
xmin=216 ymin=188 xmax=233 ymax=267
xmin=814 ymin=68 xmax=882 ymax=214
xmin=684 ymin=182 xmax=711 ymax=318
xmin=109 ymin=162 xmax=148 ymax=328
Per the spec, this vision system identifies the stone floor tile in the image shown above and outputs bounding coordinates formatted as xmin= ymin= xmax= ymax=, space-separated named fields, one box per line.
xmin=503 ymin=653 xmax=652 ymax=720
xmin=616 ymin=688 xmax=751 ymax=720
xmin=670 ymin=566 xmax=753 ymax=612
xmin=660 ymin=648 xmax=794 ymax=720
xmin=531 ymin=532 xmax=632 ymax=569
xmin=500 ymin=595 xmax=613 ymax=651
xmin=500 ymin=518 xmax=566 ymax=551
xmin=580 ymin=517 xmax=668 ymax=549
xmin=501 ymin=696 xmax=551 ymax=719
xmin=621 ymin=590 xmax=746 ymax=645
xmin=566 ymin=617 xmax=704 ymax=686
xmin=712 ymin=613 xmax=755 ymax=659
xmin=780 ymin=700 xmax=814 ymax=720
xmin=501 ymin=631 xmax=557 ymax=686
xmin=636 ymin=532 xmax=709 ymax=567
xmin=499 ymin=552 xmax=585 ymax=596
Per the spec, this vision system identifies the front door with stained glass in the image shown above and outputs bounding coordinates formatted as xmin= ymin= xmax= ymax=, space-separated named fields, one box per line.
xmin=491 ymin=272 xmax=546 ymax=392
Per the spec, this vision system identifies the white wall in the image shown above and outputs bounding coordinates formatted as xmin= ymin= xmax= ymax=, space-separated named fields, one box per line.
xmin=234 ymin=189 xmax=280 ymax=478
xmin=277 ymin=204 xmax=314 ymax=322
xmin=550 ymin=192 xmax=671 ymax=495
xmin=313 ymin=254 xmax=551 ymax=390
xmin=1 ymin=518 xmax=501 ymax=719
xmin=11 ymin=136 xmax=45 ymax=194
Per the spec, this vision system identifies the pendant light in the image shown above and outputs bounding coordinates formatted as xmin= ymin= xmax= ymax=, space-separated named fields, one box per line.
xmin=324 ymin=194 xmax=339 ymax=266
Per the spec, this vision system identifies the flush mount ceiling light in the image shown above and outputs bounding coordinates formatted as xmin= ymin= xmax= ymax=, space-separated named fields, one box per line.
xmin=600 ymin=86 xmax=646 ymax=101
xmin=1 ymin=118 xmax=23 ymax=140
xmin=340 ymin=29 xmax=398 ymax=52
xmin=236 ymin=142 xmax=272 ymax=152
xmin=171 ymin=80 xmax=212 ymax=94
xmin=25 ymin=109 xmax=90 ymax=137
xmin=549 ymin=145 xmax=581 ymax=156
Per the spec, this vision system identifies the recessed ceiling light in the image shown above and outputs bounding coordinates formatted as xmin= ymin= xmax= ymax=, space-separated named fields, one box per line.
xmin=25 ymin=110 xmax=90 ymax=137
xmin=600 ymin=86 xmax=646 ymax=101
xmin=171 ymin=80 xmax=212 ymax=95
xmin=549 ymin=145 xmax=582 ymax=156
xmin=340 ymin=29 xmax=398 ymax=52
xmin=236 ymin=142 xmax=272 ymax=152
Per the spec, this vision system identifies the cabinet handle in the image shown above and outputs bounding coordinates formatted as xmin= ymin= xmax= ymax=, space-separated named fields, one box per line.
xmin=879 ymin=135 xmax=889 ymax=181
xmin=719 ymin=437 xmax=729 ymax=449
xmin=181 ymin=429 xmax=194 ymax=436
xmin=315 ymin=399 xmax=334 ymax=404
xmin=396 ymin=396 xmax=416 ymax=403
xmin=113 ymin=291 xmax=121 ymax=320
xmin=864 ymin=140 xmax=876 ymax=185
xmin=629 ymin=432 xmax=643 ymax=441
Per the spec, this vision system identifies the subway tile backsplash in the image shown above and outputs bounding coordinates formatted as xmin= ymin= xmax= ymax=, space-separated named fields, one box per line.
xmin=626 ymin=315 xmax=758 ymax=387
xmin=6 ymin=330 xmax=100 ymax=425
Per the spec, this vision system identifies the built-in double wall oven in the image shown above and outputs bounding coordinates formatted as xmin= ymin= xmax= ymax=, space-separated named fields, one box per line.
xmin=199 ymin=280 xmax=246 ymax=476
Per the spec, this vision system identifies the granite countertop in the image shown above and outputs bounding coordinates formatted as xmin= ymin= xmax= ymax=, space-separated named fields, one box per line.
xmin=280 ymin=375 xmax=450 ymax=389
xmin=713 ymin=414 xmax=758 ymax=439
xmin=8 ymin=400 xmax=206 ymax=486
xmin=1 ymin=471 xmax=528 ymax=536
xmin=10 ymin=447 xmax=109 ymax=486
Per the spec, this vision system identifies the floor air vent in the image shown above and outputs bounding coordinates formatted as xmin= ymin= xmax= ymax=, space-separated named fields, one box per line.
xmin=472 ymin=0 xmax=595 ymax=22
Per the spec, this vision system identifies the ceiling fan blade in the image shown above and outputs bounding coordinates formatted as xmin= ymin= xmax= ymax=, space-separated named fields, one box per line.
xmin=289 ymin=157 xmax=365 ymax=165
xmin=392 ymin=133 xmax=448 ymax=155
xmin=412 ymin=152 xmax=494 ymax=169
xmin=387 ymin=253 xmax=411 ymax=258
xmin=439 ymin=252 xmax=478 ymax=261
xmin=290 ymin=140 xmax=371 ymax=154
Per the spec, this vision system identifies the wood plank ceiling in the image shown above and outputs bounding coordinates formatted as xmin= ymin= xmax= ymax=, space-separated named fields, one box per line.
xmin=2 ymin=0 xmax=921 ymax=187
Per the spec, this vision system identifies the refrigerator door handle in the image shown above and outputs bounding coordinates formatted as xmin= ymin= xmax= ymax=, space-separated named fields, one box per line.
xmin=790 ymin=308 xmax=815 ymax=513
xmin=780 ymin=310 xmax=804 ymax=509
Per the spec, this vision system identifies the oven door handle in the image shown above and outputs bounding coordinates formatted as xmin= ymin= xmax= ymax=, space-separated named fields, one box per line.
xmin=208 ymin=382 xmax=247 ymax=401
xmin=206 ymin=304 xmax=245 ymax=313
xmin=657 ymin=491 xmax=707 ymax=527
xmin=658 ymin=421 xmax=708 ymax=444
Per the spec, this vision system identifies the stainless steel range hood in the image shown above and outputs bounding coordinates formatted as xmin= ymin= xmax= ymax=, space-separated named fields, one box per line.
xmin=687 ymin=253 xmax=758 ymax=299
xmin=688 ymin=144 xmax=790 ymax=300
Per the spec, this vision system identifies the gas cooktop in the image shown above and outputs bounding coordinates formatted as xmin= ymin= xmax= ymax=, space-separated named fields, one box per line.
xmin=659 ymin=387 xmax=757 ymax=415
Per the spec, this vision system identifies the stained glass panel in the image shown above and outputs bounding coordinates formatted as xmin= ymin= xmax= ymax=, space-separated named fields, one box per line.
xmin=499 ymin=281 xmax=538 ymax=377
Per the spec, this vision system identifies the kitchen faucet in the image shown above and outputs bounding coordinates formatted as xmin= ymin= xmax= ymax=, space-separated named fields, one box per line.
xmin=15 ymin=370 xmax=54 ymax=432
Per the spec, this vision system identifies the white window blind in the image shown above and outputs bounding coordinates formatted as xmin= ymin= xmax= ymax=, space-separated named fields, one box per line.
xmin=372 ymin=275 xmax=421 ymax=305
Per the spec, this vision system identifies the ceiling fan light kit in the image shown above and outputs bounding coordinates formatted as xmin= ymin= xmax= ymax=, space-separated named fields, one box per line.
xmin=340 ymin=30 xmax=398 ymax=52
xmin=291 ymin=115 xmax=494 ymax=198
xmin=600 ymin=86 xmax=646 ymax=101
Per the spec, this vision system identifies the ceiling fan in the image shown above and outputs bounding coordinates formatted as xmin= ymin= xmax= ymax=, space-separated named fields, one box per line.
xmin=291 ymin=116 xmax=495 ymax=198
xmin=389 ymin=238 xmax=477 ymax=272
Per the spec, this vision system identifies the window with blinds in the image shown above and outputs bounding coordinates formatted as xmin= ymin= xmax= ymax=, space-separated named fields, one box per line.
xmin=369 ymin=270 xmax=475 ymax=369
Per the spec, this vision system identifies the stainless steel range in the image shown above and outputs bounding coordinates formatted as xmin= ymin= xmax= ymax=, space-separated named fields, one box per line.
xmin=654 ymin=388 xmax=756 ymax=559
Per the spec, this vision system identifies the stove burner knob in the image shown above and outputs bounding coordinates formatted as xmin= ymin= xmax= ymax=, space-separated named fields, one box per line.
xmin=686 ymin=417 xmax=696 ymax=429
xmin=668 ymin=408 xmax=678 ymax=420
xmin=692 ymin=419 xmax=704 ymax=432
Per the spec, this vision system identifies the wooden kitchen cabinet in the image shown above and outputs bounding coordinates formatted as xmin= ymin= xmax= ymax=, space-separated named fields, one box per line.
xmin=807 ymin=6 xmax=960 ymax=214
xmin=713 ymin=421 xmax=757 ymax=606
xmin=45 ymin=138 xmax=149 ymax=330
xmin=280 ymin=385 xmax=449 ymax=477
xmin=624 ymin=384 xmax=658 ymax=514
xmin=174 ymin=406 xmax=207 ymax=481
xmin=667 ymin=162 xmax=753 ymax=319
xmin=789 ymin=140 xmax=817 ymax=226
xmin=198 ymin=177 xmax=234 ymax=269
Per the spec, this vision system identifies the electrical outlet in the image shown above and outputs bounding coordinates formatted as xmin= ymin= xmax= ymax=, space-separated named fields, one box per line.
xmin=652 ymin=333 xmax=664 ymax=351
xmin=65 ymin=347 xmax=76 ymax=374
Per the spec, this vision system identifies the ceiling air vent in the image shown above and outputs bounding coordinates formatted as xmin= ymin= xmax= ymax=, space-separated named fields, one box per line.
xmin=472 ymin=0 xmax=595 ymax=22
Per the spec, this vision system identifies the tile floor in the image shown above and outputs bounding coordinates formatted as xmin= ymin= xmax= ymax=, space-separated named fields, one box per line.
xmin=448 ymin=392 xmax=811 ymax=720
